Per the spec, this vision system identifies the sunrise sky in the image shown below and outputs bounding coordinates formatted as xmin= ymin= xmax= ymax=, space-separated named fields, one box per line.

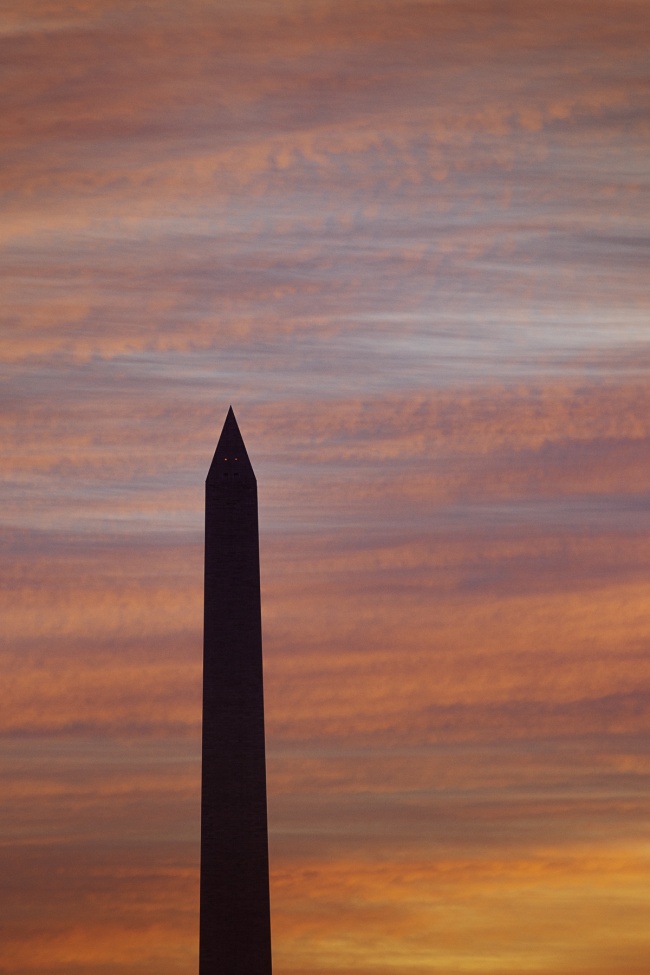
xmin=2 ymin=1 xmax=650 ymax=973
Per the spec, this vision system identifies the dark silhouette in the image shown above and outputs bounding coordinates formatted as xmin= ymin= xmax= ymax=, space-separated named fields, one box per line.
xmin=199 ymin=407 xmax=272 ymax=974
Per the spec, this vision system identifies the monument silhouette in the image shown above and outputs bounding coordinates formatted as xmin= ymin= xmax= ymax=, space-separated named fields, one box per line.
xmin=199 ymin=407 xmax=272 ymax=974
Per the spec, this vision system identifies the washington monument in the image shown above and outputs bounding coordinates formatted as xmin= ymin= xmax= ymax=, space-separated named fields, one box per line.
xmin=199 ymin=407 xmax=272 ymax=974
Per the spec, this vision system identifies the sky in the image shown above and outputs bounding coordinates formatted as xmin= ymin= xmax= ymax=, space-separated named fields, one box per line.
xmin=1 ymin=1 xmax=650 ymax=973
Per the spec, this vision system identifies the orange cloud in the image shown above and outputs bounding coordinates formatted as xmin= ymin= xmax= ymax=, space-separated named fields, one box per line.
xmin=1 ymin=840 xmax=198 ymax=973
xmin=270 ymin=844 xmax=650 ymax=974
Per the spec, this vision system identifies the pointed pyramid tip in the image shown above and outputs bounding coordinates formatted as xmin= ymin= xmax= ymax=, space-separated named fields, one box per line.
xmin=206 ymin=406 xmax=255 ymax=482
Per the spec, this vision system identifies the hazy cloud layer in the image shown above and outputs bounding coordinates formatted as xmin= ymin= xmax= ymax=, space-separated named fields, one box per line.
xmin=2 ymin=0 xmax=649 ymax=972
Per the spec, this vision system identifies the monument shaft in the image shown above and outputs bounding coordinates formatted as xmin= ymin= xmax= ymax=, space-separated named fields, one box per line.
xmin=199 ymin=408 xmax=272 ymax=975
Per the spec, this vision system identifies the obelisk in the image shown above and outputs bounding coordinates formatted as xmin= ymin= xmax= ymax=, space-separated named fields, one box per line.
xmin=199 ymin=407 xmax=272 ymax=975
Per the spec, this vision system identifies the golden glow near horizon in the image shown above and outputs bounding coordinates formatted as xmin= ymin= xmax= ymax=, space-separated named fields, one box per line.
xmin=2 ymin=1 xmax=650 ymax=973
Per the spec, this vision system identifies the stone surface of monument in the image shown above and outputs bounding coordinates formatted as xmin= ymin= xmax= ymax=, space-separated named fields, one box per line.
xmin=199 ymin=407 xmax=272 ymax=974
